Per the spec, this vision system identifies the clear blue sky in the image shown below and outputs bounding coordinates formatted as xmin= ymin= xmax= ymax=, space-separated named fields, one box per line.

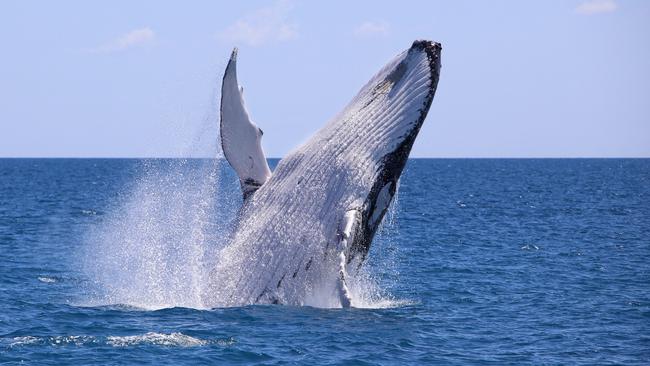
xmin=1 ymin=0 xmax=648 ymax=158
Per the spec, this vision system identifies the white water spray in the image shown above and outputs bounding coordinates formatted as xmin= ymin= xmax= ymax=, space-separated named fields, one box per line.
xmin=82 ymin=158 xmax=239 ymax=309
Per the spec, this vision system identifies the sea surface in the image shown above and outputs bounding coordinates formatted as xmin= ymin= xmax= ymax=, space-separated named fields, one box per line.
xmin=0 ymin=158 xmax=648 ymax=365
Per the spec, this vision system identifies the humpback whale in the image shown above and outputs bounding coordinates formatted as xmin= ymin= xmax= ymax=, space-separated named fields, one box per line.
xmin=208 ymin=40 xmax=441 ymax=307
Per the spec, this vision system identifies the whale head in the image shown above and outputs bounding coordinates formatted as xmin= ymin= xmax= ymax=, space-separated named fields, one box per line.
xmin=310 ymin=40 xmax=442 ymax=263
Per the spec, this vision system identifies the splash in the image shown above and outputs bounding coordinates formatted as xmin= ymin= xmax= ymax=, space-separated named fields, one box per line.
xmin=81 ymin=158 xmax=239 ymax=310
xmin=347 ymin=185 xmax=407 ymax=309
xmin=80 ymin=159 xmax=406 ymax=310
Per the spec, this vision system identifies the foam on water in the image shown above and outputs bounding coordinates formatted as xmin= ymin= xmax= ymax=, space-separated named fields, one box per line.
xmin=38 ymin=276 xmax=57 ymax=283
xmin=8 ymin=336 xmax=41 ymax=347
xmin=106 ymin=332 xmax=209 ymax=347
xmin=6 ymin=336 xmax=96 ymax=348
xmin=5 ymin=334 xmax=228 ymax=348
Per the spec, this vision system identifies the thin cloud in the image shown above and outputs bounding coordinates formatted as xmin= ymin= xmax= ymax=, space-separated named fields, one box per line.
xmin=575 ymin=0 xmax=618 ymax=15
xmin=90 ymin=27 xmax=155 ymax=54
xmin=353 ymin=21 xmax=390 ymax=38
xmin=218 ymin=1 xmax=298 ymax=47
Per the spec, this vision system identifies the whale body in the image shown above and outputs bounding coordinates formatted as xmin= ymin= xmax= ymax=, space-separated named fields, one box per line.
xmin=206 ymin=40 xmax=441 ymax=307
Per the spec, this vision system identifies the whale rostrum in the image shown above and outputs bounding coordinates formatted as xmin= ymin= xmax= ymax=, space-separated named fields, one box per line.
xmin=210 ymin=40 xmax=441 ymax=307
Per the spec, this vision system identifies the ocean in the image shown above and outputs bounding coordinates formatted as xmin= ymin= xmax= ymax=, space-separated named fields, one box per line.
xmin=0 ymin=158 xmax=648 ymax=365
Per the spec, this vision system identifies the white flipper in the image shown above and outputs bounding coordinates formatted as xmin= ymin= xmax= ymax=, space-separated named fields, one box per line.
xmin=220 ymin=48 xmax=272 ymax=199
xmin=335 ymin=209 xmax=361 ymax=308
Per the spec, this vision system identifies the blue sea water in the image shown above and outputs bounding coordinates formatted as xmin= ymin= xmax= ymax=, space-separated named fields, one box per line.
xmin=0 ymin=158 xmax=648 ymax=365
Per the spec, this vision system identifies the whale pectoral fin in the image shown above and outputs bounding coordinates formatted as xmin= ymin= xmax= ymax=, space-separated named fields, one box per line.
xmin=335 ymin=209 xmax=362 ymax=308
xmin=220 ymin=48 xmax=272 ymax=199
xmin=336 ymin=251 xmax=352 ymax=308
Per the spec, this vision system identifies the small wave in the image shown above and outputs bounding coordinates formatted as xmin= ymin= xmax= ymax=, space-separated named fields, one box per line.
xmin=106 ymin=332 xmax=208 ymax=347
xmin=521 ymin=244 xmax=540 ymax=250
xmin=6 ymin=333 xmax=226 ymax=348
xmin=38 ymin=276 xmax=57 ymax=283
xmin=8 ymin=335 xmax=96 ymax=347
xmin=353 ymin=298 xmax=416 ymax=309
xmin=73 ymin=301 xmax=211 ymax=312
xmin=81 ymin=209 xmax=97 ymax=216
xmin=9 ymin=336 xmax=41 ymax=347
xmin=49 ymin=335 xmax=96 ymax=346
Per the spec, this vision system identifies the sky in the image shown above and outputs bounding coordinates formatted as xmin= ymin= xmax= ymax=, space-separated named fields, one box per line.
xmin=0 ymin=0 xmax=648 ymax=158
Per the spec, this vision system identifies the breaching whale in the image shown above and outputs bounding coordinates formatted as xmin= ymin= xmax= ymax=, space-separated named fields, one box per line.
xmin=207 ymin=40 xmax=441 ymax=308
